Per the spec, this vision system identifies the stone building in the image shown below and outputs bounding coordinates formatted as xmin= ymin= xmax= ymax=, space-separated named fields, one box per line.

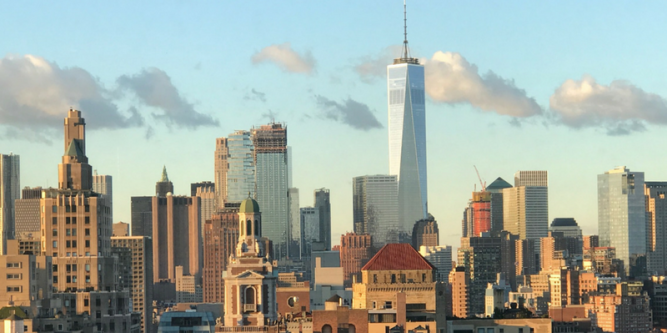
xmin=411 ymin=216 xmax=439 ymax=249
xmin=339 ymin=232 xmax=373 ymax=288
xmin=203 ymin=208 xmax=239 ymax=303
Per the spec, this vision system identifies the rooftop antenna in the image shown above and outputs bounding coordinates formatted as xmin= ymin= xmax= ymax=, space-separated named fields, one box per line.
xmin=402 ymin=0 xmax=409 ymax=59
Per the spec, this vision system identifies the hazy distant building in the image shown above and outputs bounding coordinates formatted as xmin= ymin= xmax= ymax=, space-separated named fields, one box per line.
xmin=92 ymin=172 xmax=112 ymax=220
xmin=486 ymin=177 xmax=512 ymax=235
xmin=252 ymin=123 xmax=289 ymax=260
xmin=598 ymin=166 xmax=646 ymax=276
xmin=412 ymin=215 xmax=439 ymax=249
xmin=503 ymin=171 xmax=548 ymax=255
xmin=339 ymin=232 xmax=373 ymax=287
xmin=550 ymin=218 xmax=583 ymax=258
xmin=300 ymin=207 xmax=320 ymax=257
xmin=387 ymin=41 xmax=428 ymax=235
xmin=176 ymin=265 xmax=202 ymax=303
xmin=420 ymin=245 xmax=452 ymax=283
xmin=458 ymin=236 xmax=502 ymax=315
xmin=1 ymin=153 xmax=20 ymax=255
xmin=193 ymin=183 xmax=216 ymax=241
xmin=203 ymin=208 xmax=239 ymax=303
xmin=352 ymin=175 xmax=399 ymax=247
xmin=288 ymin=187 xmax=300 ymax=258
xmin=14 ymin=187 xmax=41 ymax=234
xmin=645 ymin=181 xmax=667 ymax=275
xmin=314 ymin=188 xmax=331 ymax=250
xmin=583 ymin=235 xmax=599 ymax=251
xmin=112 ymin=221 xmax=129 ymax=236
xmin=111 ymin=236 xmax=153 ymax=333
xmin=516 ymin=238 xmax=538 ymax=277
xmin=191 ymin=181 xmax=214 ymax=197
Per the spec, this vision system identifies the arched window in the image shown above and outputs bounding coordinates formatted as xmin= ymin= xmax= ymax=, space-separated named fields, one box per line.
xmin=349 ymin=324 xmax=356 ymax=333
xmin=322 ymin=325 xmax=332 ymax=333
xmin=244 ymin=286 xmax=256 ymax=312
xmin=246 ymin=220 xmax=252 ymax=236
xmin=255 ymin=220 xmax=260 ymax=236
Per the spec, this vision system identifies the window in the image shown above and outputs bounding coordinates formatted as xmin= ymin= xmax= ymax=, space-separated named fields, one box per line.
xmin=6 ymin=286 xmax=20 ymax=292
xmin=391 ymin=274 xmax=396 ymax=283
xmin=53 ymin=264 xmax=58 ymax=272
xmin=53 ymin=276 xmax=58 ymax=283
xmin=65 ymin=205 xmax=71 ymax=213
xmin=84 ymin=299 xmax=89 ymax=306
xmin=72 ymin=264 xmax=77 ymax=272
xmin=72 ymin=205 xmax=77 ymax=213
xmin=422 ymin=273 xmax=426 ymax=282
xmin=96 ymin=298 xmax=101 ymax=306
xmin=72 ymin=228 xmax=77 ymax=236
xmin=72 ymin=241 xmax=77 ymax=247
xmin=66 ymin=264 xmax=71 ymax=272
xmin=72 ymin=276 xmax=77 ymax=283
xmin=52 ymin=217 xmax=57 ymax=225
xmin=6 ymin=274 xmax=21 ymax=279
xmin=85 ymin=240 xmax=90 ymax=247
xmin=66 ymin=276 xmax=71 ymax=283
xmin=373 ymin=274 xmax=378 ymax=283
xmin=53 ymin=229 xmax=58 ymax=236
xmin=85 ymin=264 xmax=90 ymax=272
xmin=53 ymin=241 xmax=58 ymax=248
xmin=52 ymin=206 xmax=57 ymax=213
xmin=66 ymin=241 xmax=71 ymax=248
xmin=6 ymin=262 xmax=20 ymax=268
xmin=85 ymin=205 xmax=90 ymax=212
xmin=518 ymin=329 xmax=523 ymax=333
xmin=86 ymin=276 xmax=90 ymax=283
xmin=66 ymin=229 xmax=71 ymax=236
xmin=384 ymin=301 xmax=392 ymax=309
xmin=85 ymin=217 xmax=90 ymax=224
xmin=85 ymin=228 xmax=90 ymax=236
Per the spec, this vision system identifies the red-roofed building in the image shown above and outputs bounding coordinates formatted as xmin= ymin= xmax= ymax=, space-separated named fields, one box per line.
xmin=352 ymin=244 xmax=446 ymax=333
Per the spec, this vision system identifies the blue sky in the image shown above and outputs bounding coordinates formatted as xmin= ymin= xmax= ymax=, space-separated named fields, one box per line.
xmin=2 ymin=1 xmax=667 ymax=248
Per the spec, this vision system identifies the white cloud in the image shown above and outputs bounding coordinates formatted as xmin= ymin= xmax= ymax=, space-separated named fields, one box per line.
xmin=550 ymin=75 xmax=667 ymax=135
xmin=354 ymin=45 xmax=403 ymax=83
xmin=251 ymin=43 xmax=315 ymax=74
xmin=424 ymin=51 xmax=542 ymax=117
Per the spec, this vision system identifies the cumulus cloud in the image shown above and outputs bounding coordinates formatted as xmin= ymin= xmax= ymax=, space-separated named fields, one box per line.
xmin=315 ymin=95 xmax=382 ymax=131
xmin=424 ymin=51 xmax=543 ymax=117
xmin=549 ymin=75 xmax=667 ymax=135
xmin=117 ymin=68 xmax=218 ymax=128
xmin=251 ymin=43 xmax=315 ymax=74
xmin=354 ymin=45 xmax=403 ymax=83
xmin=0 ymin=54 xmax=142 ymax=136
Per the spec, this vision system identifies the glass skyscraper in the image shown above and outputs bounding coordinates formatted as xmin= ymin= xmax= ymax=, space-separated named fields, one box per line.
xmin=226 ymin=131 xmax=255 ymax=203
xmin=387 ymin=35 xmax=427 ymax=234
xmin=352 ymin=175 xmax=399 ymax=247
xmin=598 ymin=166 xmax=646 ymax=276
xmin=0 ymin=153 xmax=20 ymax=255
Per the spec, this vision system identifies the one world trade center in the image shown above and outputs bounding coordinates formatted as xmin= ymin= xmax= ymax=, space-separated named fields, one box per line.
xmin=387 ymin=1 xmax=428 ymax=234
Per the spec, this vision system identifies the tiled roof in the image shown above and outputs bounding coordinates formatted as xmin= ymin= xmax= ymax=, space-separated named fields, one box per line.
xmin=362 ymin=243 xmax=434 ymax=271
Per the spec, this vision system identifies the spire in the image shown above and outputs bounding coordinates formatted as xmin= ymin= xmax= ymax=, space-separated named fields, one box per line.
xmin=160 ymin=165 xmax=169 ymax=182
xmin=394 ymin=0 xmax=419 ymax=65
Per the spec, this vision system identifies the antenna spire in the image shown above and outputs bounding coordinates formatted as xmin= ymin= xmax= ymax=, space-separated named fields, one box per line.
xmin=403 ymin=0 xmax=409 ymax=59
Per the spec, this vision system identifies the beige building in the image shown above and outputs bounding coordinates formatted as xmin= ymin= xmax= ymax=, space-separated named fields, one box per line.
xmin=176 ymin=265 xmax=202 ymax=303
xmin=447 ymin=318 xmax=552 ymax=333
xmin=203 ymin=209 xmax=239 ymax=303
xmin=352 ymin=243 xmax=446 ymax=332
xmin=113 ymin=221 xmax=129 ymax=236
xmin=449 ymin=267 xmax=469 ymax=318
xmin=0 ymin=247 xmax=52 ymax=308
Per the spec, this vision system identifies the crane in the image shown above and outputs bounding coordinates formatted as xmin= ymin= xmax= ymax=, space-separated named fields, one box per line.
xmin=474 ymin=165 xmax=486 ymax=192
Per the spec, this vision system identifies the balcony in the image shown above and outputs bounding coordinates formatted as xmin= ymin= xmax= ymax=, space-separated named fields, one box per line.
xmin=244 ymin=304 xmax=256 ymax=312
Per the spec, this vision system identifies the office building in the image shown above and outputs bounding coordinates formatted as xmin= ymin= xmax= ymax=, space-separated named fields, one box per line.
xmin=190 ymin=181 xmax=214 ymax=197
xmin=646 ymin=182 xmax=667 ymax=275
xmin=0 ymin=246 xmax=52 ymax=308
xmin=193 ymin=183 xmax=216 ymax=241
xmin=203 ymin=208 xmax=239 ymax=303
xmin=464 ymin=191 xmax=491 ymax=237
xmin=157 ymin=311 xmax=215 ymax=333
xmin=486 ymin=177 xmax=513 ymax=235
xmin=1 ymin=153 xmax=20 ymax=255
xmin=598 ymin=166 xmax=646 ymax=276
xmin=14 ymin=187 xmax=41 ymax=234
xmin=503 ymin=171 xmax=548 ymax=254
xmin=419 ymin=245 xmax=452 ymax=283
xmin=288 ymin=187 xmax=300 ymax=258
xmin=583 ymin=235 xmax=599 ymax=251
xmin=252 ymin=123 xmax=289 ymax=260
xmin=516 ymin=238 xmax=538 ymax=277
xmin=314 ymin=188 xmax=331 ymax=250
xmin=458 ymin=236 xmax=502 ymax=316
xmin=412 ymin=215 xmax=439 ymax=249
xmin=339 ymin=232 xmax=373 ymax=287
xmin=300 ymin=207 xmax=320 ymax=257
xmin=92 ymin=172 xmax=112 ymax=221
xmin=352 ymin=175 xmax=399 ymax=247
xmin=112 ymin=221 xmax=129 ymax=236
xmin=585 ymin=293 xmax=651 ymax=333
xmin=111 ymin=235 xmax=153 ymax=333
xmin=215 ymin=131 xmax=255 ymax=209
xmin=387 ymin=30 xmax=428 ymax=233
xmin=175 ymin=265 xmax=202 ymax=303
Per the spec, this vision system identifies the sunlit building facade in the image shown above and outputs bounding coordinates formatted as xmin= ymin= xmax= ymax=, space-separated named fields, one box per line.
xmin=352 ymin=175 xmax=399 ymax=247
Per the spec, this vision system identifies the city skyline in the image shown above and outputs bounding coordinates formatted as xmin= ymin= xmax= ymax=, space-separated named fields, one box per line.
xmin=4 ymin=2 xmax=667 ymax=249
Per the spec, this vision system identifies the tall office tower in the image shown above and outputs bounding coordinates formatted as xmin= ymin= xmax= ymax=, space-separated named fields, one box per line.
xmin=486 ymin=177 xmax=512 ymax=235
xmin=131 ymin=196 xmax=153 ymax=237
xmin=193 ymin=183 xmax=216 ymax=237
xmin=92 ymin=172 xmax=112 ymax=220
xmin=457 ymin=236 xmax=502 ymax=316
xmin=14 ymin=187 xmax=42 ymax=234
xmin=175 ymin=265 xmax=202 ymax=303
xmin=288 ymin=188 xmax=300 ymax=258
xmin=352 ymin=175 xmax=399 ymax=247
xmin=499 ymin=231 xmax=519 ymax=290
xmin=203 ymin=209 xmax=239 ymax=303
xmin=412 ymin=215 xmax=439 ymax=249
xmin=300 ymin=207 xmax=320 ymax=257
xmin=191 ymin=181 xmax=214 ymax=197
xmin=112 ymin=221 xmax=129 ymax=236
xmin=645 ymin=182 xmax=667 ymax=275
xmin=449 ymin=266 xmax=470 ymax=319
xmin=252 ymin=123 xmax=289 ymax=260
xmin=503 ymin=171 xmax=548 ymax=254
xmin=387 ymin=9 xmax=427 ymax=233
xmin=156 ymin=166 xmax=174 ymax=197
xmin=550 ymin=218 xmax=583 ymax=257
xmin=420 ymin=245 xmax=452 ymax=283
xmin=314 ymin=188 xmax=331 ymax=250
xmin=540 ymin=236 xmax=564 ymax=273
xmin=598 ymin=166 xmax=646 ymax=276
xmin=41 ymin=109 xmax=135 ymax=331
xmin=462 ymin=206 xmax=473 ymax=237
xmin=469 ymin=191 xmax=492 ymax=237
xmin=339 ymin=232 xmax=373 ymax=287
xmin=516 ymin=239 xmax=538 ymax=277
xmin=1 ymin=153 xmax=20 ymax=255
xmin=215 ymin=131 xmax=255 ymax=209
xmin=111 ymin=236 xmax=154 ymax=333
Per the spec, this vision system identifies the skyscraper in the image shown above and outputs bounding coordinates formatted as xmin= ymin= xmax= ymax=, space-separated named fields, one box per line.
xmin=92 ymin=172 xmax=112 ymax=221
xmin=1 ymin=153 xmax=20 ymax=255
xmin=252 ymin=123 xmax=289 ymax=260
xmin=314 ymin=188 xmax=331 ymax=250
xmin=300 ymin=207 xmax=319 ymax=257
xmin=598 ymin=166 xmax=646 ymax=276
xmin=387 ymin=3 xmax=427 ymax=232
xmin=203 ymin=209 xmax=239 ymax=303
xmin=646 ymin=182 xmax=667 ymax=275
xmin=503 ymin=171 xmax=548 ymax=255
xmin=412 ymin=215 xmax=439 ymax=249
xmin=352 ymin=175 xmax=399 ymax=247
xmin=339 ymin=232 xmax=373 ymax=287
xmin=486 ymin=177 xmax=513 ymax=235
xmin=288 ymin=187 xmax=300 ymax=258
xmin=215 ymin=131 xmax=256 ymax=208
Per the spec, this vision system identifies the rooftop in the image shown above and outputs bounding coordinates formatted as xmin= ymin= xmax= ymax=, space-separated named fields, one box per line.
xmin=362 ymin=243 xmax=434 ymax=271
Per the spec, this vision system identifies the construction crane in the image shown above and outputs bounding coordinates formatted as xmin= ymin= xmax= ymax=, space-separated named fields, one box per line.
xmin=474 ymin=165 xmax=486 ymax=192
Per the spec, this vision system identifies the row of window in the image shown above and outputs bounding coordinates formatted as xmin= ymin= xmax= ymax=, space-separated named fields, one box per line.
xmin=51 ymin=205 xmax=90 ymax=213
xmin=52 ymin=216 xmax=91 ymax=225
xmin=6 ymin=262 xmax=20 ymax=268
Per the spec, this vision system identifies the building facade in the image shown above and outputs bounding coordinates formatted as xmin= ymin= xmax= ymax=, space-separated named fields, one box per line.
xmin=420 ymin=245 xmax=452 ymax=283
xmin=340 ymin=232 xmax=373 ymax=287
xmin=92 ymin=173 xmax=112 ymax=221
xmin=352 ymin=175 xmax=399 ymax=247
xmin=503 ymin=171 xmax=548 ymax=255
xmin=646 ymin=182 xmax=667 ymax=276
xmin=314 ymin=188 xmax=331 ymax=250
xmin=203 ymin=208 xmax=239 ymax=303
xmin=14 ymin=187 xmax=41 ymax=235
xmin=411 ymin=216 xmax=439 ymax=249
xmin=1 ymin=153 xmax=20 ymax=255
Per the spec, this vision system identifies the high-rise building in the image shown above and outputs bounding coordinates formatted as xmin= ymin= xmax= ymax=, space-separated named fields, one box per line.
xmin=14 ymin=187 xmax=41 ymax=235
xmin=252 ymin=123 xmax=289 ymax=260
xmin=387 ymin=25 xmax=427 ymax=233
xmin=503 ymin=171 xmax=548 ymax=255
xmin=92 ymin=172 xmax=112 ymax=221
xmin=214 ymin=131 xmax=256 ymax=209
xmin=156 ymin=166 xmax=174 ymax=197
xmin=420 ymin=245 xmax=452 ymax=283
xmin=193 ymin=183 xmax=216 ymax=239
xmin=1 ymin=153 xmax=20 ymax=255
xmin=516 ymin=238 xmax=538 ymax=277
xmin=449 ymin=267 xmax=470 ymax=319
xmin=288 ymin=187 xmax=300 ymax=258
xmin=190 ymin=181 xmax=214 ymax=197
xmin=352 ymin=175 xmax=399 ymax=247
xmin=465 ymin=191 xmax=492 ymax=237
xmin=583 ymin=235 xmax=599 ymax=251
xmin=458 ymin=236 xmax=502 ymax=316
xmin=486 ymin=177 xmax=513 ymax=235
xmin=300 ymin=207 xmax=320 ymax=257
xmin=112 ymin=221 xmax=129 ymax=236
xmin=314 ymin=188 xmax=331 ymax=250
xmin=111 ymin=235 xmax=154 ymax=333
xmin=598 ymin=166 xmax=646 ymax=276
xmin=412 ymin=215 xmax=439 ymax=249
xmin=175 ymin=265 xmax=202 ymax=303
xmin=339 ymin=232 xmax=373 ymax=287
xmin=203 ymin=208 xmax=239 ymax=303
xmin=645 ymin=181 xmax=667 ymax=275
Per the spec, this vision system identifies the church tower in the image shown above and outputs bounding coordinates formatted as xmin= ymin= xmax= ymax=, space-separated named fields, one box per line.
xmin=223 ymin=196 xmax=277 ymax=327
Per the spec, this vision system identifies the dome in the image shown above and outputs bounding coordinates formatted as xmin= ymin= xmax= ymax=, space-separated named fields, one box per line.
xmin=239 ymin=197 xmax=260 ymax=214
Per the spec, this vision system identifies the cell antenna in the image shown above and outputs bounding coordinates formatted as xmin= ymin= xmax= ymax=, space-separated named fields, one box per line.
xmin=403 ymin=0 xmax=409 ymax=59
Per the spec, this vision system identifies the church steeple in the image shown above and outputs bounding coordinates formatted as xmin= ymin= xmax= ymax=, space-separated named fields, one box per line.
xmin=236 ymin=196 xmax=265 ymax=258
